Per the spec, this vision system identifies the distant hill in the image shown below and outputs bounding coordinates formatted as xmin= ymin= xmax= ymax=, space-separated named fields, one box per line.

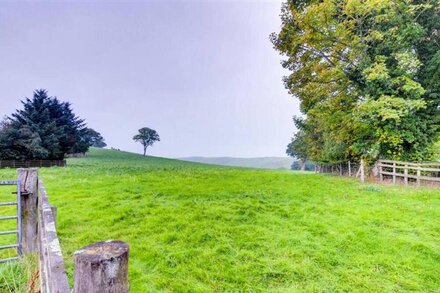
xmin=178 ymin=156 xmax=294 ymax=170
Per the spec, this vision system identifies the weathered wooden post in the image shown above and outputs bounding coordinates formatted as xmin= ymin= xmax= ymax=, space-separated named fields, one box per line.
xmin=392 ymin=162 xmax=396 ymax=184
xmin=50 ymin=205 xmax=58 ymax=227
xmin=404 ymin=164 xmax=408 ymax=185
xmin=416 ymin=163 xmax=421 ymax=187
xmin=360 ymin=159 xmax=365 ymax=183
xmin=74 ymin=240 xmax=129 ymax=293
xmin=379 ymin=160 xmax=383 ymax=182
xmin=348 ymin=161 xmax=351 ymax=177
xmin=17 ymin=168 xmax=39 ymax=253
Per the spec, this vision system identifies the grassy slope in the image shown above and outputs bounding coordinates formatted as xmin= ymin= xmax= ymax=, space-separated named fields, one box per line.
xmin=0 ymin=148 xmax=439 ymax=292
xmin=179 ymin=156 xmax=294 ymax=170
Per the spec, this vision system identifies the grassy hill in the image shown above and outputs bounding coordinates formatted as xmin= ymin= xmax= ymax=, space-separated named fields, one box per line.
xmin=179 ymin=156 xmax=294 ymax=170
xmin=0 ymin=148 xmax=439 ymax=292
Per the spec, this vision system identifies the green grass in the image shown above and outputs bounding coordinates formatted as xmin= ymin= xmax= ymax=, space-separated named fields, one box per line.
xmin=1 ymin=148 xmax=439 ymax=292
xmin=0 ymin=254 xmax=38 ymax=293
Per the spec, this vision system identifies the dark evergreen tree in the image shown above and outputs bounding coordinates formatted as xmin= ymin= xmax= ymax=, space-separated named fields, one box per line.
xmin=0 ymin=89 xmax=88 ymax=160
xmin=0 ymin=118 xmax=48 ymax=160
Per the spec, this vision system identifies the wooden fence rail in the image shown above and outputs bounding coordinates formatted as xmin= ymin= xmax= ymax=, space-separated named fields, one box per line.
xmin=317 ymin=160 xmax=439 ymax=186
xmin=37 ymin=180 xmax=70 ymax=292
xmin=13 ymin=168 xmax=129 ymax=293
xmin=316 ymin=161 xmax=361 ymax=177
xmin=378 ymin=160 xmax=440 ymax=186
xmin=0 ymin=160 xmax=66 ymax=169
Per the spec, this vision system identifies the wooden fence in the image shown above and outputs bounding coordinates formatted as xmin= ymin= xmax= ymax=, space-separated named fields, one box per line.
xmin=317 ymin=159 xmax=440 ymax=186
xmin=65 ymin=153 xmax=87 ymax=158
xmin=316 ymin=161 xmax=361 ymax=177
xmin=0 ymin=160 xmax=66 ymax=169
xmin=8 ymin=169 xmax=129 ymax=292
xmin=378 ymin=160 xmax=440 ymax=186
xmin=37 ymin=180 xmax=70 ymax=292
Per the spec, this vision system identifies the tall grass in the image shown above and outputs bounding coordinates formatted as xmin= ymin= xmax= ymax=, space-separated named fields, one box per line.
xmin=0 ymin=254 xmax=37 ymax=293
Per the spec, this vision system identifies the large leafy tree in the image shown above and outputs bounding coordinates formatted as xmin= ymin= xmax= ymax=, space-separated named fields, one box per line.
xmin=70 ymin=128 xmax=107 ymax=153
xmin=272 ymin=0 xmax=440 ymax=163
xmin=133 ymin=127 xmax=160 ymax=156
xmin=85 ymin=128 xmax=107 ymax=148
xmin=0 ymin=89 xmax=88 ymax=160
xmin=286 ymin=117 xmax=309 ymax=170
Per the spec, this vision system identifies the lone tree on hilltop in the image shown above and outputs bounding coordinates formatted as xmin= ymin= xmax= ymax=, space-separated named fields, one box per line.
xmin=133 ymin=127 xmax=160 ymax=156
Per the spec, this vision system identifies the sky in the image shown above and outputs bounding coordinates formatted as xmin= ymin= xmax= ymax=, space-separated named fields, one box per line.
xmin=0 ymin=0 xmax=299 ymax=158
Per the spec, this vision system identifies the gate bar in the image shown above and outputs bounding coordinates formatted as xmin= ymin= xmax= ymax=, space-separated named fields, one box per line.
xmin=0 ymin=181 xmax=17 ymax=185
xmin=0 ymin=257 xmax=19 ymax=263
xmin=0 ymin=179 xmax=22 ymax=260
xmin=0 ymin=216 xmax=18 ymax=221
xmin=0 ymin=230 xmax=18 ymax=236
xmin=0 ymin=244 xmax=18 ymax=250
xmin=0 ymin=202 xmax=17 ymax=206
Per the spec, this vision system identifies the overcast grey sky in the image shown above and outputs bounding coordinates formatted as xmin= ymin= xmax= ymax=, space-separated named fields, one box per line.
xmin=0 ymin=0 xmax=299 ymax=158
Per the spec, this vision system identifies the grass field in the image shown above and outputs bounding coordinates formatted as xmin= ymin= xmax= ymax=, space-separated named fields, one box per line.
xmin=0 ymin=148 xmax=439 ymax=292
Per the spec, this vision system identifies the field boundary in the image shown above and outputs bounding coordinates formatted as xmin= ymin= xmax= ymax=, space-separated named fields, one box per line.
xmin=0 ymin=160 xmax=66 ymax=169
xmin=37 ymin=180 xmax=70 ymax=292
xmin=10 ymin=168 xmax=130 ymax=293
xmin=378 ymin=160 xmax=440 ymax=186
xmin=316 ymin=159 xmax=440 ymax=187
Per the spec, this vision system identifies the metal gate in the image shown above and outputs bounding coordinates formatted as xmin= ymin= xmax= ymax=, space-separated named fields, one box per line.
xmin=0 ymin=180 xmax=22 ymax=263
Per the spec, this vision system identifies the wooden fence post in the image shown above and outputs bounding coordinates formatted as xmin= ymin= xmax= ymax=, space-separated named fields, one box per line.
xmin=50 ymin=205 xmax=58 ymax=227
xmin=416 ymin=164 xmax=421 ymax=187
xmin=379 ymin=161 xmax=383 ymax=182
xmin=348 ymin=161 xmax=351 ymax=177
xmin=74 ymin=240 xmax=129 ymax=293
xmin=17 ymin=168 xmax=39 ymax=253
xmin=404 ymin=164 xmax=408 ymax=185
xmin=392 ymin=162 xmax=396 ymax=184
xmin=360 ymin=159 xmax=365 ymax=183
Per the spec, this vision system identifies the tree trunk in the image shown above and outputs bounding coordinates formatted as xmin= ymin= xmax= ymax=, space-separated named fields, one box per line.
xmin=143 ymin=146 xmax=146 ymax=156
xmin=360 ymin=159 xmax=365 ymax=183
xmin=300 ymin=160 xmax=306 ymax=171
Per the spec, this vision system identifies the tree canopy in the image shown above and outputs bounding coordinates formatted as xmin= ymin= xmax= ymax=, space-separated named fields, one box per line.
xmin=133 ymin=127 xmax=160 ymax=156
xmin=83 ymin=128 xmax=107 ymax=148
xmin=0 ymin=89 xmax=98 ymax=160
xmin=272 ymin=0 xmax=440 ymax=164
